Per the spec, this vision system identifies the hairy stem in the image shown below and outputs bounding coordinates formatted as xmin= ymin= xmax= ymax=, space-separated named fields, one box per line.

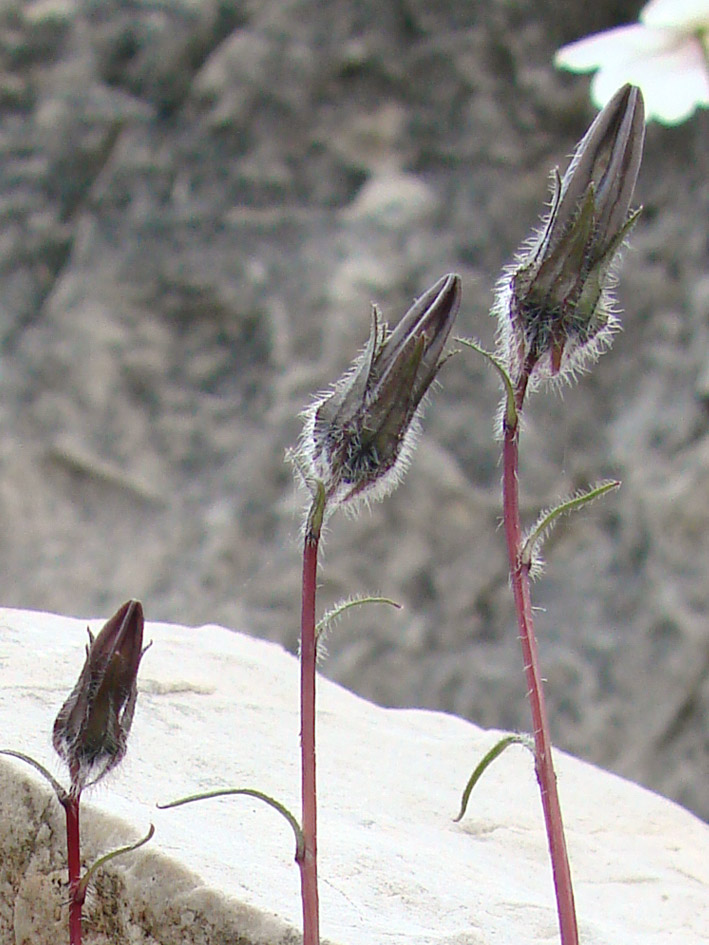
xmin=298 ymin=490 xmax=325 ymax=945
xmin=502 ymin=391 xmax=578 ymax=945
xmin=62 ymin=789 xmax=84 ymax=945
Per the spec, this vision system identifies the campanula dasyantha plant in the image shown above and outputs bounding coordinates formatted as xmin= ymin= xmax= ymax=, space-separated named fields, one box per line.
xmin=290 ymin=273 xmax=460 ymax=945
xmin=2 ymin=600 xmax=150 ymax=945
xmin=457 ymin=84 xmax=646 ymax=945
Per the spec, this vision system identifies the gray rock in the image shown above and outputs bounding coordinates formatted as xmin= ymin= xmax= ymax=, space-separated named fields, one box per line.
xmin=0 ymin=0 xmax=706 ymax=821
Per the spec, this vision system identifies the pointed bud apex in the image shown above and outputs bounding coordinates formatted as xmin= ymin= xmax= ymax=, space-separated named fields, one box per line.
xmin=298 ymin=273 xmax=461 ymax=511
xmin=496 ymin=84 xmax=645 ymax=387
xmin=53 ymin=600 xmax=145 ymax=794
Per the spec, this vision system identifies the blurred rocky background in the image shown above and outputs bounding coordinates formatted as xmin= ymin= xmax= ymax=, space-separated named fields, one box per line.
xmin=0 ymin=0 xmax=706 ymax=819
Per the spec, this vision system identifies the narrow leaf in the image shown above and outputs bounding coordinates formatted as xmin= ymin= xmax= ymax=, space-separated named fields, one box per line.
xmin=454 ymin=735 xmax=533 ymax=823
xmin=520 ymin=479 xmax=620 ymax=567
xmin=158 ymin=788 xmax=304 ymax=861
xmin=316 ymin=596 xmax=401 ymax=640
xmin=77 ymin=824 xmax=155 ymax=897
xmin=0 ymin=749 xmax=68 ymax=804
xmin=457 ymin=337 xmax=517 ymax=429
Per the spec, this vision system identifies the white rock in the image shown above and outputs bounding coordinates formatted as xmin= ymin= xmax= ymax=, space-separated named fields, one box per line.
xmin=0 ymin=607 xmax=707 ymax=944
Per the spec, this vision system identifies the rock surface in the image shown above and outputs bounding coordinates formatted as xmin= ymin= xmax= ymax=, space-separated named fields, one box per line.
xmin=1 ymin=607 xmax=708 ymax=945
xmin=0 ymin=0 xmax=706 ymax=823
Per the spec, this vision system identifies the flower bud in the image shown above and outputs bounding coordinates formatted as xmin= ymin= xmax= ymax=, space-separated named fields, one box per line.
xmin=496 ymin=83 xmax=645 ymax=387
xmin=53 ymin=600 xmax=145 ymax=794
xmin=298 ymin=273 xmax=461 ymax=511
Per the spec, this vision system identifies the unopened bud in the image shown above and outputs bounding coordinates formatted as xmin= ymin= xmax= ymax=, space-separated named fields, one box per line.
xmin=496 ymin=83 xmax=645 ymax=387
xmin=53 ymin=600 xmax=145 ymax=794
xmin=298 ymin=273 xmax=461 ymax=511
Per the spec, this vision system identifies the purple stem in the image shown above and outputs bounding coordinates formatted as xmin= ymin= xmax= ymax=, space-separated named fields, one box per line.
xmin=61 ymin=784 xmax=84 ymax=945
xmin=298 ymin=517 xmax=321 ymax=945
xmin=501 ymin=377 xmax=579 ymax=945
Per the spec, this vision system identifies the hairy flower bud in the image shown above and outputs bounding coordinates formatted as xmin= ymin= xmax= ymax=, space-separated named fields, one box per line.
xmin=53 ymin=600 xmax=145 ymax=794
xmin=298 ymin=273 xmax=461 ymax=511
xmin=495 ymin=83 xmax=645 ymax=388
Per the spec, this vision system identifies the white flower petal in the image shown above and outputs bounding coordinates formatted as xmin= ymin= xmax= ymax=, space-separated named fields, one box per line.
xmin=589 ymin=35 xmax=709 ymax=124
xmin=555 ymin=25 xmax=664 ymax=73
xmin=557 ymin=21 xmax=709 ymax=125
xmin=641 ymin=0 xmax=709 ymax=31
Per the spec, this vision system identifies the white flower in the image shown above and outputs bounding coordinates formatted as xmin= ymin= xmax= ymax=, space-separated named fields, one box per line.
xmin=555 ymin=0 xmax=709 ymax=124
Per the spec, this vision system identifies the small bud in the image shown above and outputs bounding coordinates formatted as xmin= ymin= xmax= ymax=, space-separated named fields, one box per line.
xmin=53 ymin=600 xmax=145 ymax=794
xmin=495 ymin=84 xmax=645 ymax=388
xmin=298 ymin=273 xmax=461 ymax=511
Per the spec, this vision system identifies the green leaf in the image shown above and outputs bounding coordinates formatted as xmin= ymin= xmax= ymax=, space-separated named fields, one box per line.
xmin=316 ymin=596 xmax=401 ymax=641
xmin=158 ymin=788 xmax=304 ymax=861
xmin=78 ymin=824 xmax=155 ymax=897
xmin=520 ymin=479 xmax=620 ymax=569
xmin=0 ymin=749 xmax=68 ymax=804
xmin=457 ymin=337 xmax=517 ymax=429
xmin=454 ymin=735 xmax=533 ymax=823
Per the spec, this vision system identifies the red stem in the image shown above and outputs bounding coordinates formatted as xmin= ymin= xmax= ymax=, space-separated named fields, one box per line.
xmin=298 ymin=523 xmax=321 ymax=945
xmin=62 ymin=790 xmax=84 ymax=945
xmin=502 ymin=394 xmax=579 ymax=945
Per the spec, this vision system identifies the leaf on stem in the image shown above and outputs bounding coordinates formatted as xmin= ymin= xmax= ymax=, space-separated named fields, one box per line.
xmin=456 ymin=337 xmax=518 ymax=431
xmin=77 ymin=824 xmax=155 ymax=898
xmin=158 ymin=788 xmax=305 ymax=861
xmin=0 ymin=749 xmax=69 ymax=804
xmin=315 ymin=595 xmax=401 ymax=659
xmin=454 ymin=735 xmax=534 ymax=823
xmin=520 ymin=479 xmax=621 ymax=574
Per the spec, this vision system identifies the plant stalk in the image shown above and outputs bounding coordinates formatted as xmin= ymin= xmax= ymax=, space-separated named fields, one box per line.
xmin=501 ymin=380 xmax=578 ymax=945
xmin=298 ymin=492 xmax=325 ymax=945
xmin=62 ymin=787 xmax=84 ymax=945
